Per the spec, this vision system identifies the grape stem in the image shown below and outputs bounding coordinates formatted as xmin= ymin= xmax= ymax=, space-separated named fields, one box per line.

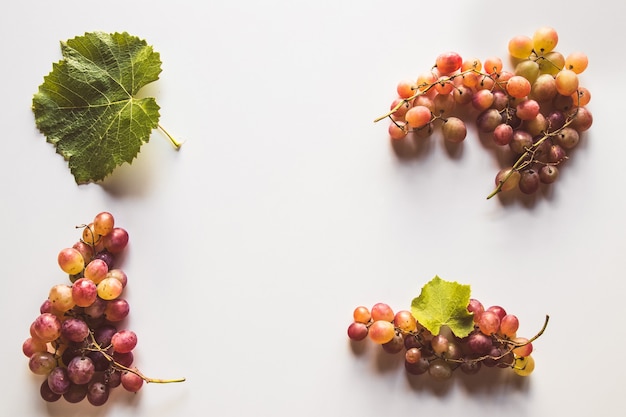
xmin=84 ymin=331 xmax=186 ymax=384
xmin=158 ymin=124 xmax=183 ymax=150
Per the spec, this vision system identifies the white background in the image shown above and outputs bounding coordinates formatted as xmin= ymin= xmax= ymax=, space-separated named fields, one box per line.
xmin=1 ymin=1 xmax=624 ymax=416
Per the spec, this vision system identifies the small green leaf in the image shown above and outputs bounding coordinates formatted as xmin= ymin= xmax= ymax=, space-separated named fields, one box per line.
xmin=32 ymin=31 xmax=162 ymax=184
xmin=411 ymin=275 xmax=474 ymax=338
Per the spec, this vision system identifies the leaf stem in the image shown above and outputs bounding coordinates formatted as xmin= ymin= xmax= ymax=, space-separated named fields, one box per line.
xmin=158 ymin=124 xmax=183 ymax=150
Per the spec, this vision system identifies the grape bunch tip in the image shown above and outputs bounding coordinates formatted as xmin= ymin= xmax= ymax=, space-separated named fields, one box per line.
xmin=24 ymin=212 xmax=185 ymax=406
xmin=378 ymin=27 xmax=592 ymax=200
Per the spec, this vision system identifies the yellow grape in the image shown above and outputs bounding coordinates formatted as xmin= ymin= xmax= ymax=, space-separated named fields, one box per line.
xmin=532 ymin=27 xmax=558 ymax=54
xmin=97 ymin=277 xmax=123 ymax=300
xmin=508 ymin=35 xmax=534 ymax=59
xmin=57 ymin=247 xmax=85 ymax=275
xmin=555 ymin=69 xmax=579 ymax=96
xmin=48 ymin=284 xmax=75 ymax=312
xmin=393 ymin=310 xmax=417 ymax=333
xmin=353 ymin=306 xmax=371 ymax=324
xmin=564 ymin=51 xmax=588 ymax=74
xmin=368 ymin=320 xmax=395 ymax=344
xmin=513 ymin=355 xmax=535 ymax=376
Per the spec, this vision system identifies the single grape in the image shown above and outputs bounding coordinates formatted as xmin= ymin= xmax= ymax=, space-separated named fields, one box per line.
xmin=476 ymin=109 xmax=501 ymax=133
xmin=516 ymin=99 xmax=540 ymax=121
xmin=495 ymin=168 xmax=521 ymax=192
xmin=97 ymin=277 xmax=124 ymax=300
xmin=32 ymin=313 xmax=62 ymax=342
xmin=555 ymin=69 xmax=579 ymax=96
xmin=352 ymin=306 xmax=371 ymax=324
xmin=435 ymin=51 xmax=462 ymax=75
xmin=405 ymin=105 xmax=432 ymax=129
xmin=48 ymin=284 xmax=75 ymax=312
xmin=477 ymin=310 xmax=500 ymax=335
xmin=47 ymin=366 xmax=71 ymax=394
xmin=57 ymin=247 xmax=85 ymax=275
xmin=548 ymin=144 xmax=567 ymax=164
xmin=72 ymin=277 xmax=98 ymax=307
xmin=61 ymin=317 xmax=90 ymax=343
xmin=467 ymin=298 xmax=484 ymax=318
xmin=67 ymin=356 xmax=96 ymax=385
xmin=465 ymin=332 xmax=493 ymax=356
xmin=82 ymin=223 xmax=102 ymax=247
xmin=393 ymin=310 xmax=417 ymax=333
xmin=509 ymin=130 xmax=533 ymax=155
xmin=506 ymin=75 xmax=531 ymax=99
xmin=102 ymin=227 xmax=129 ymax=254
xmin=512 ymin=337 xmax=533 ymax=357
xmin=428 ymin=359 xmax=452 ymax=380
xmin=347 ymin=322 xmax=368 ymax=341
xmin=483 ymin=56 xmax=503 ymax=75
xmin=29 ymin=351 xmax=57 ymax=375
xmin=564 ymin=51 xmax=588 ymax=74
xmin=405 ymin=347 xmax=422 ymax=364
xmin=111 ymin=329 xmax=138 ymax=353
xmin=63 ymin=383 xmax=88 ymax=403
xmin=453 ymin=84 xmax=473 ymax=105
xmin=569 ymin=106 xmax=593 ymax=132
xmin=40 ymin=379 xmax=62 ymax=402
xmin=84 ymin=258 xmax=109 ymax=284
xmin=396 ymin=79 xmax=416 ymax=99
xmin=471 ymin=89 xmax=494 ymax=111
xmin=555 ymin=127 xmax=580 ymax=149
xmin=121 ymin=370 xmax=144 ymax=392
xmin=514 ymin=60 xmax=540 ymax=84
xmin=388 ymin=122 xmax=408 ymax=140
xmin=531 ymin=73 xmax=557 ymax=102
xmin=370 ymin=302 xmax=394 ymax=322
xmin=513 ymin=355 xmax=535 ymax=376
xmin=532 ymin=27 xmax=558 ymax=54
xmin=539 ymin=165 xmax=559 ymax=184
xmin=571 ymin=87 xmax=591 ymax=107
xmin=523 ymin=113 xmax=548 ymax=137
xmin=113 ymin=351 xmax=135 ymax=368
xmin=431 ymin=334 xmax=449 ymax=354
xmin=22 ymin=337 xmax=47 ymax=358
xmin=93 ymin=212 xmax=115 ymax=236
xmin=441 ymin=117 xmax=466 ymax=143
xmin=499 ymin=314 xmax=520 ymax=337
xmin=104 ymin=298 xmax=130 ymax=322
xmin=433 ymin=93 xmax=456 ymax=116
xmin=508 ymin=35 xmax=533 ymax=59
xmin=367 ymin=320 xmax=395 ymax=344
xmin=107 ymin=268 xmax=128 ymax=288
xmin=87 ymin=381 xmax=109 ymax=406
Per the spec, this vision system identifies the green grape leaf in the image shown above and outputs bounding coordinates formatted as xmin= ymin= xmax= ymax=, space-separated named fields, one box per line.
xmin=32 ymin=31 xmax=162 ymax=184
xmin=411 ymin=275 xmax=474 ymax=338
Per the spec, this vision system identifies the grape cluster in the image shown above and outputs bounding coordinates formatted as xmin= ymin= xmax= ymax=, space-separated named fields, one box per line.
xmin=347 ymin=300 xmax=548 ymax=380
xmin=23 ymin=212 xmax=184 ymax=406
xmin=379 ymin=27 xmax=593 ymax=199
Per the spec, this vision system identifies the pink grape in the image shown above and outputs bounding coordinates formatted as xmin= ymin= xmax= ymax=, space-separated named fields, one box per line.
xmin=111 ymin=330 xmax=138 ymax=353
